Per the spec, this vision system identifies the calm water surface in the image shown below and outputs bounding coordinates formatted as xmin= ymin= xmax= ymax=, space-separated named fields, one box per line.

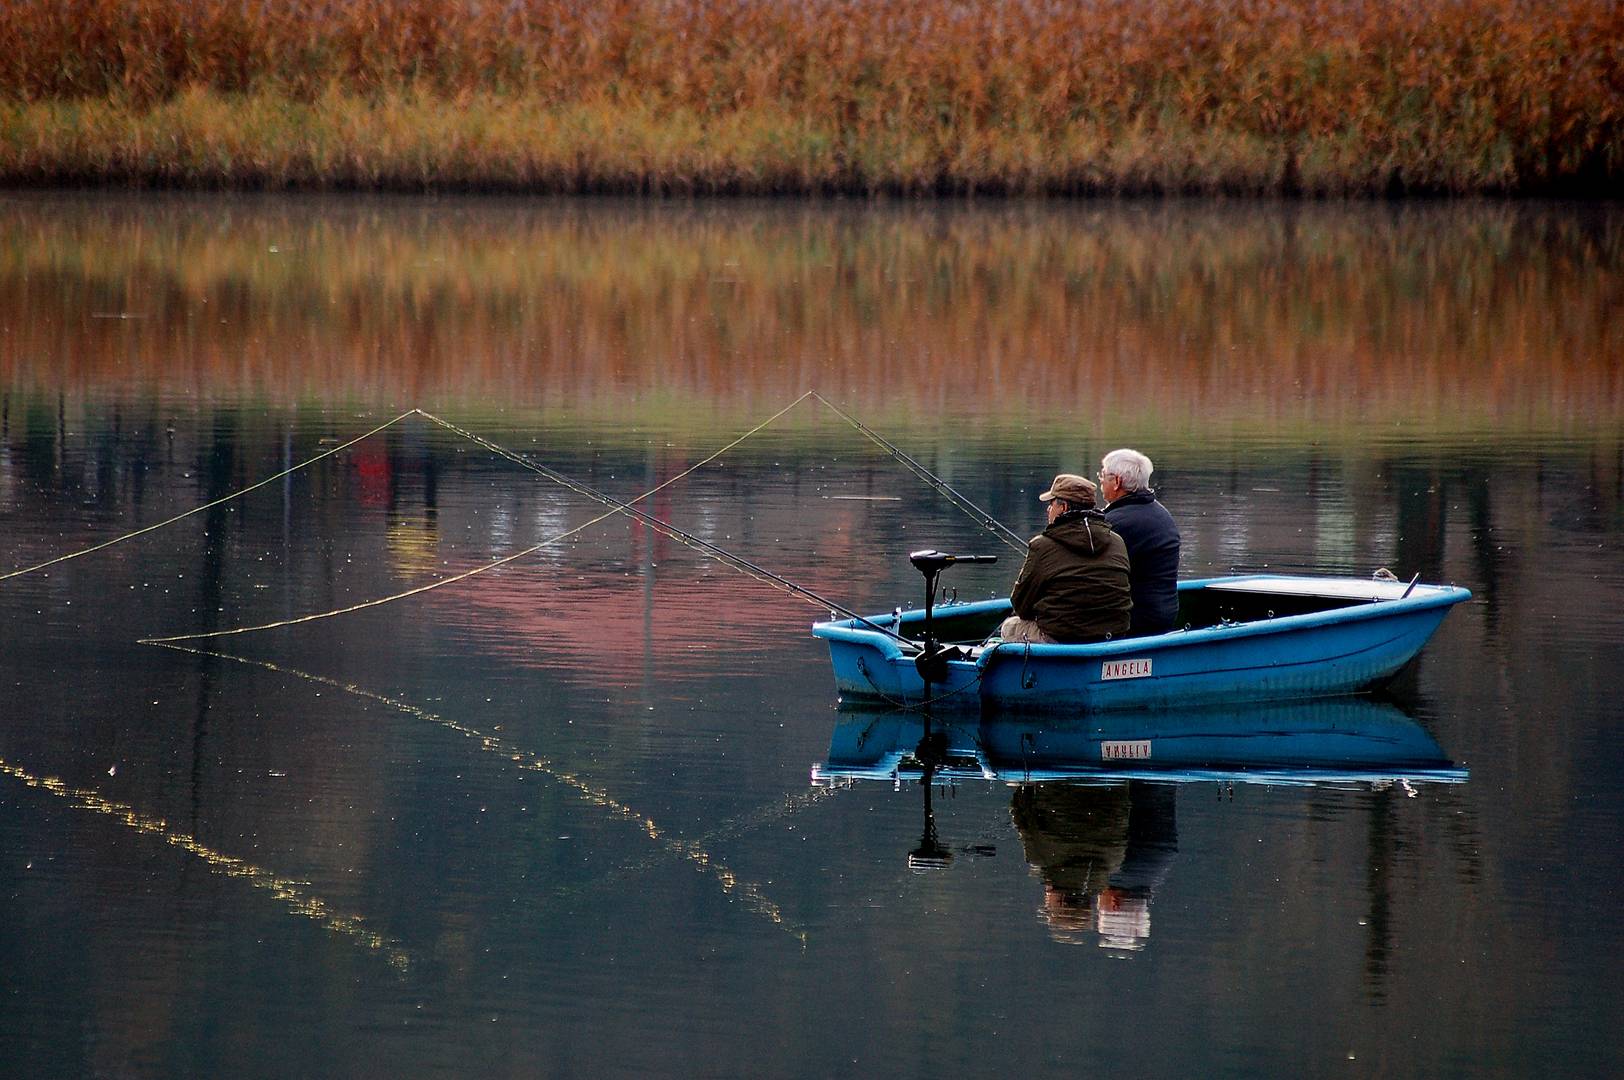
xmin=2 ymin=194 xmax=1622 ymax=1078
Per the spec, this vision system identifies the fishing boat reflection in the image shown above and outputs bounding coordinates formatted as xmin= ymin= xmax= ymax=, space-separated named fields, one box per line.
xmin=812 ymin=698 xmax=1466 ymax=949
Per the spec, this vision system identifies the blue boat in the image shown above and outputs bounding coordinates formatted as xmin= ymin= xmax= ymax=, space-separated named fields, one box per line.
xmin=812 ymin=573 xmax=1471 ymax=712
xmin=812 ymin=698 xmax=1468 ymax=788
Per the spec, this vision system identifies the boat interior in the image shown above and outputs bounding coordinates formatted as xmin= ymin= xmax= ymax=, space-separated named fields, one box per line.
xmin=1176 ymin=582 xmax=1394 ymax=627
xmin=893 ymin=578 xmax=1411 ymax=649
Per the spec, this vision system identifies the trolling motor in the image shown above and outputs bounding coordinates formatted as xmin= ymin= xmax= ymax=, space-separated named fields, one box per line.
xmin=908 ymin=549 xmax=997 ymax=685
xmin=905 ymin=728 xmax=998 ymax=872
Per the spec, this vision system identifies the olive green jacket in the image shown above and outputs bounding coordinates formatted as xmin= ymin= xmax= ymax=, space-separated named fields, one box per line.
xmin=1009 ymin=510 xmax=1132 ymax=643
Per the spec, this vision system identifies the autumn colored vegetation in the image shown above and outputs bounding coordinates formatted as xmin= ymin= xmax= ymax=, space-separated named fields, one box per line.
xmin=0 ymin=0 xmax=1619 ymax=195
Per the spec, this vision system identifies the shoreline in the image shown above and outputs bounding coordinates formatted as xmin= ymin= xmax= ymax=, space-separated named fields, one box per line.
xmin=0 ymin=90 xmax=1617 ymax=199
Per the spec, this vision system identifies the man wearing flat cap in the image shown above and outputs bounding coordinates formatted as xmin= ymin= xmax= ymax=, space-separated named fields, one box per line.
xmin=997 ymin=473 xmax=1132 ymax=644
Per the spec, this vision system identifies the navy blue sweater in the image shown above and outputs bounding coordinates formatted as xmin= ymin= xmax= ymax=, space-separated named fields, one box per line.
xmin=1103 ymin=489 xmax=1182 ymax=636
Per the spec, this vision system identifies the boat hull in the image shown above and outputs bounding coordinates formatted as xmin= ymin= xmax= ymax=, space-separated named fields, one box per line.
xmin=813 ymin=576 xmax=1471 ymax=712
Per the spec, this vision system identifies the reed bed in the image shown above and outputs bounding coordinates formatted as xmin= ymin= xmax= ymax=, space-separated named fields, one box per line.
xmin=0 ymin=0 xmax=1619 ymax=194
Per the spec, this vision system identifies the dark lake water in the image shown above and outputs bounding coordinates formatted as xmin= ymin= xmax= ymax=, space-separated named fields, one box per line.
xmin=2 ymin=193 xmax=1622 ymax=1078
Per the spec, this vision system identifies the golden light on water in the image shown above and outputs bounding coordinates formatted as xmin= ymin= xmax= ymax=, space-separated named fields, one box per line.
xmin=149 ymin=643 xmax=809 ymax=945
xmin=0 ymin=757 xmax=413 ymax=971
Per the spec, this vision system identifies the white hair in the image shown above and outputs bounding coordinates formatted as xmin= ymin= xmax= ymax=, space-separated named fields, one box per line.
xmin=1101 ymin=448 xmax=1153 ymax=493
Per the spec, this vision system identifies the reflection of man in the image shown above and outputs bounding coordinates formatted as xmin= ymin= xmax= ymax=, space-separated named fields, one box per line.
xmin=1011 ymin=780 xmax=1178 ymax=949
xmin=998 ymin=474 xmax=1131 ymax=645
xmin=1012 ymin=782 xmax=1129 ymax=944
xmin=1098 ymin=449 xmax=1182 ymax=637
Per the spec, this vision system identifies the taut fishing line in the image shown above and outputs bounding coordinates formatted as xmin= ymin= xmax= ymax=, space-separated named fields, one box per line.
xmin=137 ymin=392 xmax=910 ymax=645
xmin=0 ymin=409 xmax=418 ymax=585
xmin=141 ymin=394 xmax=1004 ymax=646
xmin=8 ymin=394 xmax=1025 ymax=635
xmin=810 ymin=392 xmax=1029 ymax=555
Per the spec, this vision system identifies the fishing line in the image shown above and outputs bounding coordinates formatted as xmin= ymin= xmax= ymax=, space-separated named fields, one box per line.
xmin=139 ymin=394 xmax=844 ymax=639
xmin=147 ymin=641 xmax=809 ymax=944
xmin=554 ymin=780 xmax=842 ymax=907
xmin=415 ymin=409 xmax=913 ymax=641
xmin=34 ymin=391 xmax=1014 ymax=648
xmin=12 ymin=393 xmax=1023 ymax=644
xmin=4 ymin=395 xmax=1042 ymax=958
xmin=139 ymin=394 xmax=923 ymax=646
xmin=809 ymin=392 xmax=1028 ymax=554
xmin=0 ymin=409 xmax=418 ymax=585
xmin=138 ymin=513 xmax=616 ymax=644
xmin=0 ymin=756 xmax=411 ymax=970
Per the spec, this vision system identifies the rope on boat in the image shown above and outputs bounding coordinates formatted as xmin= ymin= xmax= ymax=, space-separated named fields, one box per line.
xmin=146 ymin=641 xmax=809 ymax=945
xmin=0 ymin=409 xmax=418 ymax=585
xmin=855 ymin=653 xmax=988 ymax=712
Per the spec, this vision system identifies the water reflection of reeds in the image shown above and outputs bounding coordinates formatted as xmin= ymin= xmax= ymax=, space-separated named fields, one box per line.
xmin=0 ymin=197 xmax=1618 ymax=431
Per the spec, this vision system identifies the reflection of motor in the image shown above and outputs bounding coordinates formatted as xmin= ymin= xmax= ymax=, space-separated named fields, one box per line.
xmin=904 ymin=727 xmax=997 ymax=873
xmin=907 ymin=549 xmax=997 ymax=687
xmin=907 ymin=781 xmax=1001 ymax=874
xmin=908 ymin=782 xmax=953 ymax=872
xmin=908 ymin=728 xmax=953 ymax=871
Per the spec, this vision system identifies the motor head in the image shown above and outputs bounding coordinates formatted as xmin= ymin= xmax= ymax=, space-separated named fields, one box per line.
xmin=908 ymin=549 xmax=997 ymax=576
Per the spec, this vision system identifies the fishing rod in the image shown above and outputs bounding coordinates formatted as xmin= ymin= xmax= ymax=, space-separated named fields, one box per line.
xmin=811 ymin=392 xmax=1028 ymax=553
xmin=416 ymin=411 xmax=919 ymax=645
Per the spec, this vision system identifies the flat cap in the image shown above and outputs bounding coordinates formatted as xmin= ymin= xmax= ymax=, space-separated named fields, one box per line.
xmin=1038 ymin=473 xmax=1097 ymax=507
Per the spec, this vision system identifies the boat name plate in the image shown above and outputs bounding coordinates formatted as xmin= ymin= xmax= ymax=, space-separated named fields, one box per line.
xmin=1101 ymin=658 xmax=1153 ymax=680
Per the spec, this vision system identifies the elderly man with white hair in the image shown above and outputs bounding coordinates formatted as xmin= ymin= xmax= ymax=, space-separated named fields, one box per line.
xmin=1097 ymin=448 xmax=1182 ymax=637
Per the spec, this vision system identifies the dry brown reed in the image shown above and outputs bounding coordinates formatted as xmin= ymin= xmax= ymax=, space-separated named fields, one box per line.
xmin=0 ymin=0 xmax=1619 ymax=194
